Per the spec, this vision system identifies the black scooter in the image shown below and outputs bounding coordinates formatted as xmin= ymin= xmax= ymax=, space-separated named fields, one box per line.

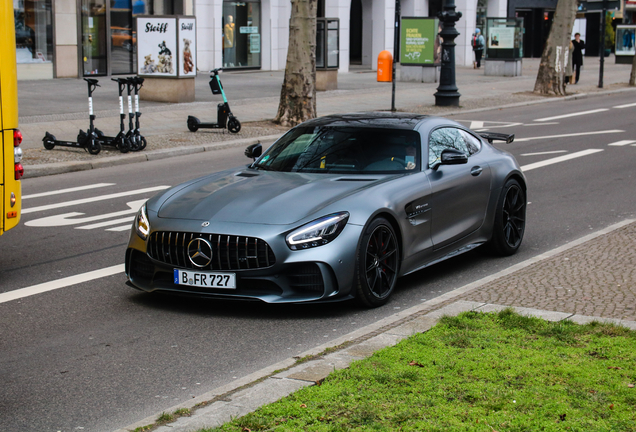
xmin=187 ymin=68 xmax=241 ymax=133
xmin=90 ymin=78 xmax=130 ymax=153
xmin=127 ymin=76 xmax=147 ymax=150
xmin=43 ymin=78 xmax=102 ymax=155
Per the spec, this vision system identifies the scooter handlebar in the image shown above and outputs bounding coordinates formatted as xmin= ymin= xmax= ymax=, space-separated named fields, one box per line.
xmin=210 ymin=68 xmax=223 ymax=76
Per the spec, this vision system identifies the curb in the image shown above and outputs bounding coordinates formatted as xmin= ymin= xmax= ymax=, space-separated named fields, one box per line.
xmin=115 ymin=218 xmax=636 ymax=432
xmin=24 ymin=86 xmax=636 ymax=179
xmin=22 ymin=134 xmax=283 ymax=179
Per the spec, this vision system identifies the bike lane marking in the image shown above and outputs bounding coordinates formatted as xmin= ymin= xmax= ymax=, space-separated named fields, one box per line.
xmin=23 ymin=183 xmax=115 ymax=200
xmin=534 ymin=108 xmax=609 ymax=122
xmin=520 ymin=149 xmax=604 ymax=172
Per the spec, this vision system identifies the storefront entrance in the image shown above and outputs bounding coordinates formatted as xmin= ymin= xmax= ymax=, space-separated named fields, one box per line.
xmin=222 ymin=1 xmax=261 ymax=69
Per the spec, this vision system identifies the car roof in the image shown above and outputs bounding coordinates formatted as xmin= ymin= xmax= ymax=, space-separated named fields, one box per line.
xmin=299 ymin=112 xmax=434 ymax=130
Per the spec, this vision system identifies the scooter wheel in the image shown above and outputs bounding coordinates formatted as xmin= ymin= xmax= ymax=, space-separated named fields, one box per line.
xmin=118 ymin=137 xmax=130 ymax=154
xmin=88 ymin=140 xmax=102 ymax=155
xmin=228 ymin=117 xmax=241 ymax=134
xmin=43 ymin=133 xmax=56 ymax=150
xmin=43 ymin=140 xmax=55 ymax=150
xmin=129 ymin=137 xmax=141 ymax=152
xmin=139 ymin=136 xmax=147 ymax=151
xmin=187 ymin=118 xmax=199 ymax=132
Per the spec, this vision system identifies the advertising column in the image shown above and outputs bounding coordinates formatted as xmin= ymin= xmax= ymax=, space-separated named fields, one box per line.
xmin=136 ymin=16 xmax=197 ymax=102
xmin=399 ymin=17 xmax=441 ymax=83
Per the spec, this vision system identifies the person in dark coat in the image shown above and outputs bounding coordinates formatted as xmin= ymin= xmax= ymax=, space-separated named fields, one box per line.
xmin=572 ymin=32 xmax=585 ymax=84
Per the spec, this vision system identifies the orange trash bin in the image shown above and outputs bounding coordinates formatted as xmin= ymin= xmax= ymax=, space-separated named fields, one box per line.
xmin=377 ymin=50 xmax=393 ymax=82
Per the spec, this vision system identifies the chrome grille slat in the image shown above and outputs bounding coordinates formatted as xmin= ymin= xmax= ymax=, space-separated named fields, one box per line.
xmin=148 ymin=231 xmax=275 ymax=271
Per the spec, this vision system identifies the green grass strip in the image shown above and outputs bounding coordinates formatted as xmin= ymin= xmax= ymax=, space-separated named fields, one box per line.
xmin=203 ymin=309 xmax=636 ymax=432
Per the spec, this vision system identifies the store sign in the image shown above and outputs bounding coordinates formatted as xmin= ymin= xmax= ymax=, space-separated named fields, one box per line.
xmin=137 ymin=16 xmax=197 ymax=78
xmin=400 ymin=18 xmax=440 ymax=66
xmin=240 ymin=26 xmax=259 ymax=34
xmin=488 ymin=27 xmax=515 ymax=49
xmin=137 ymin=17 xmax=178 ymax=77
xmin=249 ymin=34 xmax=261 ymax=53
xmin=178 ymin=18 xmax=197 ymax=76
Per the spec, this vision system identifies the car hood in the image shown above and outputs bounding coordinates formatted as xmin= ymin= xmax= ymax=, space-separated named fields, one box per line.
xmin=156 ymin=169 xmax=392 ymax=225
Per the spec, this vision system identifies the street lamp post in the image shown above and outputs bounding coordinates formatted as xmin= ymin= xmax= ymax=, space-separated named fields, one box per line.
xmin=434 ymin=0 xmax=462 ymax=106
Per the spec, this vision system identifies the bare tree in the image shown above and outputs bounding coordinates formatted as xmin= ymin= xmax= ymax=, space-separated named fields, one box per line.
xmin=630 ymin=53 xmax=636 ymax=86
xmin=274 ymin=0 xmax=318 ymax=127
xmin=534 ymin=0 xmax=578 ymax=95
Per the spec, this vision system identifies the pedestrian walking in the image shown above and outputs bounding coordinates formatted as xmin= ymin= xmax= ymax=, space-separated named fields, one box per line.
xmin=472 ymin=29 xmax=485 ymax=69
xmin=572 ymin=32 xmax=585 ymax=84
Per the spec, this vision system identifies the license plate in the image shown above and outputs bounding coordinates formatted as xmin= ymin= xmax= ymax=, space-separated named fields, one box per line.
xmin=174 ymin=269 xmax=236 ymax=289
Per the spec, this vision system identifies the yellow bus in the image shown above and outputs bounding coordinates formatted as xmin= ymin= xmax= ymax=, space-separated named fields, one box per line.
xmin=1 ymin=0 xmax=24 ymax=236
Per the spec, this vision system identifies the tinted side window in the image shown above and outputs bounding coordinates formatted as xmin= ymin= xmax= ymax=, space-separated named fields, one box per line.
xmin=458 ymin=130 xmax=482 ymax=155
xmin=428 ymin=127 xmax=469 ymax=167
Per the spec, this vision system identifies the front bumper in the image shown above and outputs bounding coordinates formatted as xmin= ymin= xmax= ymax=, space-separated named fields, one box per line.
xmin=125 ymin=220 xmax=363 ymax=303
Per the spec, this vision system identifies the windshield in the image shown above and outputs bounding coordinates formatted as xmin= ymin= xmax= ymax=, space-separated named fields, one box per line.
xmin=252 ymin=127 xmax=421 ymax=174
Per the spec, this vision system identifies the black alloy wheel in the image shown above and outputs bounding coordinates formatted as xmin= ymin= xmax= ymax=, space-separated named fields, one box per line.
xmin=491 ymin=178 xmax=526 ymax=256
xmin=356 ymin=218 xmax=400 ymax=307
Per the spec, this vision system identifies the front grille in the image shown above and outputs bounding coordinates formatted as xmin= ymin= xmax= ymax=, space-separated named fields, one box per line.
xmin=147 ymin=232 xmax=276 ymax=271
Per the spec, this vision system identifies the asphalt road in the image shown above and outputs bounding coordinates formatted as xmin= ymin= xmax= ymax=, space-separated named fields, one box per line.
xmin=1 ymin=93 xmax=635 ymax=431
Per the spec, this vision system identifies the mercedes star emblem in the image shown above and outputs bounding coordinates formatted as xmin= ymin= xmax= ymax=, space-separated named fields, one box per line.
xmin=187 ymin=238 xmax=213 ymax=268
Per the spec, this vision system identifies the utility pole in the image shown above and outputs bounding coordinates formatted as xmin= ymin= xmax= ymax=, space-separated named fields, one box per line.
xmin=598 ymin=0 xmax=608 ymax=88
xmin=434 ymin=0 xmax=462 ymax=106
xmin=391 ymin=0 xmax=401 ymax=112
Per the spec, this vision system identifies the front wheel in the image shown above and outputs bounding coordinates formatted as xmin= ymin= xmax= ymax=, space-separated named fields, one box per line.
xmin=139 ymin=136 xmax=147 ymax=150
xmin=118 ymin=137 xmax=130 ymax=153
xmin=227 ymin=117 xmax=241 ymax=134
xmin=489 ymin=178 xmax=526 ymax=256
xmin=355 ymin=218 xmax=400 ymax=308
xmin=87 ymin=139 xmax=101 ymax=155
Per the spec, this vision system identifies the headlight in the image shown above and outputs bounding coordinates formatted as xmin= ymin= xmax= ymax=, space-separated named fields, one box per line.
xmin=135 ymin=204 xmax=150 ymax=240
xmin=286 ymin=212 xmax=349 ymax=250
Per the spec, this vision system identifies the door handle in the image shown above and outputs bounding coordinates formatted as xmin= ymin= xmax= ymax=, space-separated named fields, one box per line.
xmin=470 ymin=166 xmax=483 ymax=176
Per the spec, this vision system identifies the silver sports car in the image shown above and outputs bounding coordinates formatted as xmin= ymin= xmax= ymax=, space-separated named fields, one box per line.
xmin=125 ymin=113 xmax=526 ymax=307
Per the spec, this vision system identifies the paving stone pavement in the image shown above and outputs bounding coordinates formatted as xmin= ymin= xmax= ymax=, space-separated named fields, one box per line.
xmin=459 ymin=220 xmax=636 ymax=321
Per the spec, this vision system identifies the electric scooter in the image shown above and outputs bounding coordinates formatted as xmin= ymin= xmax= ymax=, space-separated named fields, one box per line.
xmin=42 ymin=78 xmax=102 ymax=155
xmin=89 ymin=78 xmax=130 ymax=153
xmin=187 ymin=68 xmax=241 ymax=133
xmin=123 ymin=77 xmax=140 ymax=151
xmin=128 ymin=76 xmax=147 ymax=150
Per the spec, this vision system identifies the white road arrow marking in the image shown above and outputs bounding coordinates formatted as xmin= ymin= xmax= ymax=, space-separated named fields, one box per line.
xmin=521 ymin=149 xmax=603 ymax=172
xmin=514 ymin=130 xmax=624 ymax=142
xmin=534 ymin=108 xmax=609 ymax=122
xmin=22 ymin=186 xmax=169 ymax=214
xmin=25 ymin=200 xmax=146 ymax=228
xmin=107 ymin=225 xmax=135 ymax=232
xmin=78 ymin=216 xmax=135 ymax=230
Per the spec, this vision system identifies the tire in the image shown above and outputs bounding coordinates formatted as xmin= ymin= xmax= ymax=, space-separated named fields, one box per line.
xmin=87 ymin=139 xmax=101 ymax=155
xmin=118 ymin=137 xmax=130 ymax=153
xmin=187 ymin=117 xmax=199 ymax=132
xmin=129 ymin=136 xmax=141 ymax=152
xmin=139 ymin=136 xmax=147 ymax=151
xmin=43 ymin=133 xmax=55 ymax=150
xmin=355 ymin=218 xmax=400 ymax=308
xmin=490 ymin=178 xmax=526 ymax=256
xmin=227 ymin=117 xmax=241 ymax=134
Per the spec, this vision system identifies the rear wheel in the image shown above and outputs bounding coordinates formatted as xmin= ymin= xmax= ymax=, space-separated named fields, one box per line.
xmin=43 ymin=133 xmax=55 ymax=150
xmin=490 ymin=178 xmax=526 ymax=256
xmin=355 ymin=218 xmax=400 ymax=308
xmin=187 ymin=117 xmax=199 ymax=132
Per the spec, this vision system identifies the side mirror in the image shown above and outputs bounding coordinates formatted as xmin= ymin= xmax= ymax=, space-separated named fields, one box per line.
xmin=432 ymin=149 xmax=468 ymax=170
xmin=245 ymin=143 xmax=262 ymax=161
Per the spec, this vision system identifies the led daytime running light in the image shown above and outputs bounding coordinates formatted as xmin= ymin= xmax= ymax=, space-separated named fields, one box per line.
xmin=286 ymin=212 xmax=349 ymax=250
xmin=136 ymin=204 xmax=150 ymax=240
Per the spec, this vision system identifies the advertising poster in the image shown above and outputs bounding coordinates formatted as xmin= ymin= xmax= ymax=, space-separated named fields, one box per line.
xmin=178 ymin=17 xmax=197 ymax=76
xmin=488 ymin=27 xmax=515 ymax=49
xmin=615 ymin=26 xmax=636 ymax=56
xmin=400 ymin=18 xmax=440 ymax=65
xmin=136 ymin=17 xmax=177 ymax=77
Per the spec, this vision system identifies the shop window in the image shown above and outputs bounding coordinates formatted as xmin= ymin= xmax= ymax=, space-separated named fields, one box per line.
xmin=223 ymin=1 xmax=261 ymax=69
xmin=14 ymin=0 xmax=53 ymax=65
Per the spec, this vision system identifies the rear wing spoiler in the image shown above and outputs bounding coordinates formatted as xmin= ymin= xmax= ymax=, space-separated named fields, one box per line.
xmin=479 ymin=132 xmax=515 ymax=144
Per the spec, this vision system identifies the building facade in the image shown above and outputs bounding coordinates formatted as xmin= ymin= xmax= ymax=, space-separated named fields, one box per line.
xmin=15 ymin=0 xmax=556 ymax=81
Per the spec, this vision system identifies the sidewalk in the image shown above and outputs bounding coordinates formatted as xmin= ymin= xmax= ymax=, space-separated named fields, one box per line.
xmin=19 ymin=56 xmax=636 ymax=178
xmin=116 ymin=219 xmax=636 ymax=432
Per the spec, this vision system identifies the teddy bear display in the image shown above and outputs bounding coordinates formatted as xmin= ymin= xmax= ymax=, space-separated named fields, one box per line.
xmin=183 ymin=38 xmax=194 ymax=74
xmin=156 ymin=54 xmax=174 ymax=74
xmin=141 ymin=54 xmax=156 ymax=74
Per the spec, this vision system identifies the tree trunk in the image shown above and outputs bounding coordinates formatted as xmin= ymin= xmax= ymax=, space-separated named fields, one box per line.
xmin=630 ymin=52 xmax=636 ymax=86
xmin=274 ymin=0 xmax=317 ymax=127
xmin=533 ymin=0 xmax=578 ymax=95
